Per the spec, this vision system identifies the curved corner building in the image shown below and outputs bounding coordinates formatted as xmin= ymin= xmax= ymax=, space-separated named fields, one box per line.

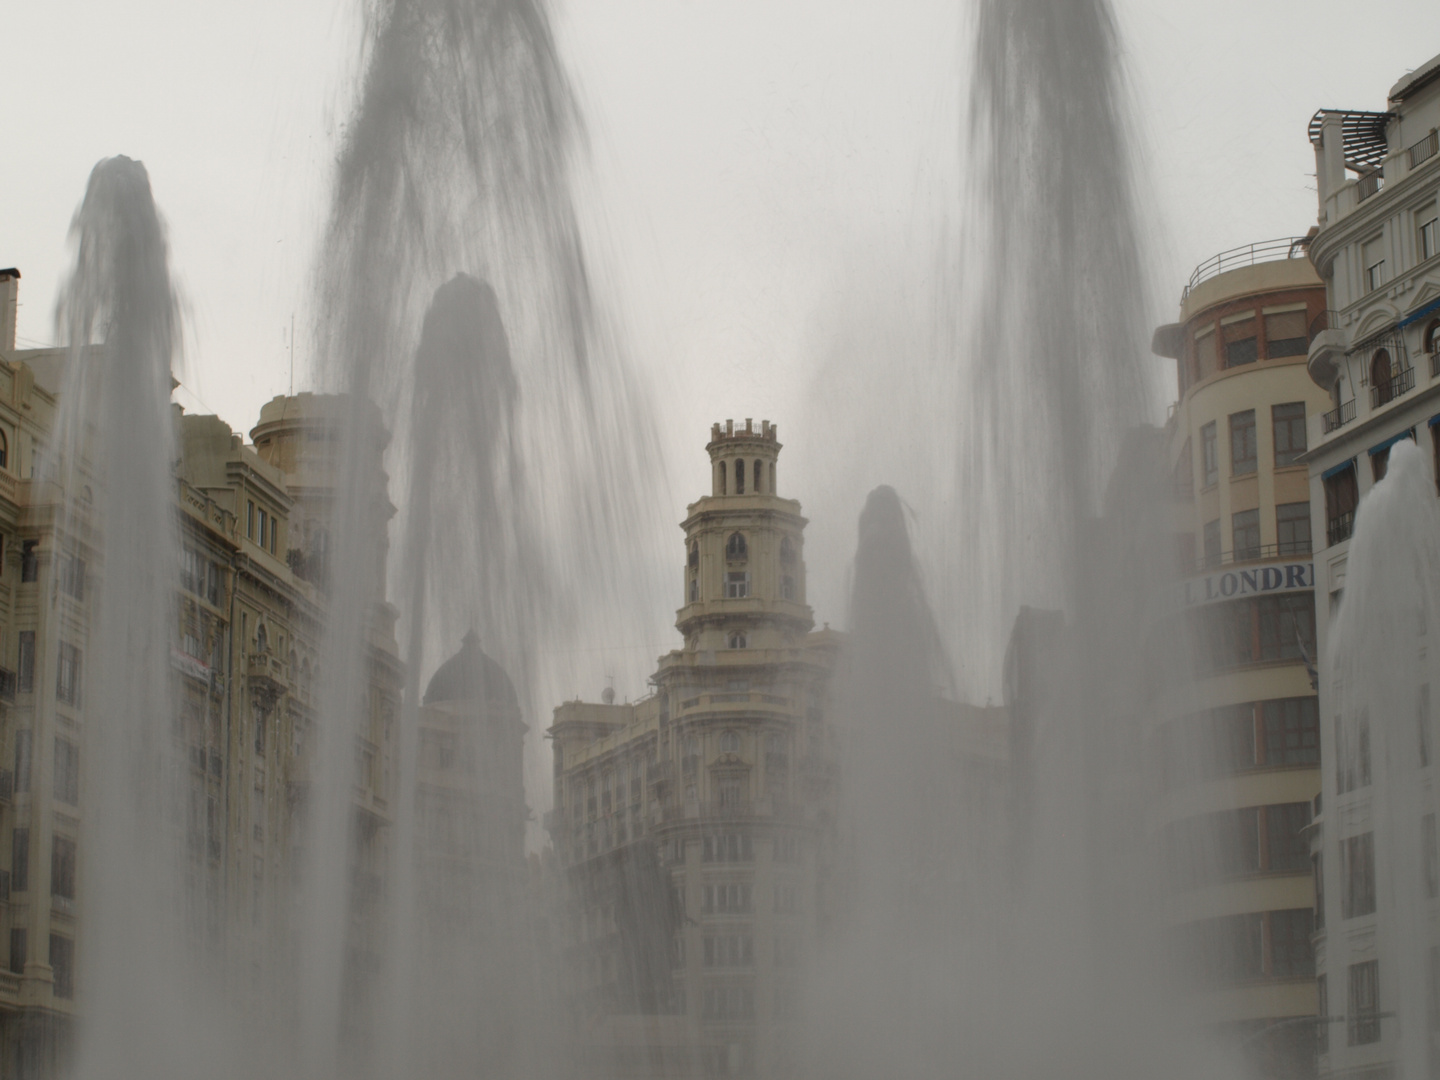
xmin=1152 ymin=242 xmax=1330 ymax=1079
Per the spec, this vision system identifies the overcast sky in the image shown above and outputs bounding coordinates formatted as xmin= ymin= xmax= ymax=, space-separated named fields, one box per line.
xmin=3 ymin=0 xmax=1438 ymax=656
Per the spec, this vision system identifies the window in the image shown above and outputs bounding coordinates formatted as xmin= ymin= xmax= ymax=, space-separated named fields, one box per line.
xmin=1341 ymin=832 xmax=1376 ymax=918
xmin=1262 ymin=698 xmax=1320 ymax=765
xmin=1191 ymin=594 xmax=1316 ymax=673
xmin=254 ymin=705 xmax=266 ymax=756
xmin=1337 ymin=713 xmax=1373 ymax=794
xmin=1266 ymin=803 xmax=1313 ymax=871
xmin=1324 ymin=463 xmax=1358 ymax=545
xmin=50 ymin=835 xmax=75 ymax=900
xmin=1203 ymin=520 xmax=1222 ymax=568
xmin=1265 ymin=310 xmax=1309 ymax=358
xmin=1276 ymin=502 xmax=1312 ymax=556
xmin=735 ymin=460 xmax=745 ymax=495
xmin=246 ymin=500 xmax=255 ymax=540
xmin=57 ymin=556 xmax=84 ymax=601
xmin=20 ymin=541 xmax=37 ymax=583
xmin=689 ymin=542 xmax=699 ymax=568
xmin=0 ymin=430 xmax=8 ymax=470
xmin=1232 ymin=509 xmax=1261 ymax=562
xmin=54 ymin=739 xmax=79 ymax=806
xmin=17 ymin=631 xmax=33 ymax=693
xmin=11 ymin=829 xmax=27 ymax=893
xmin=725 ymin=532 xmax=748 ymax=561
xmin=1364 ymin=237 xmax=1386 ymax=292
xmin=8 ymin=929 xmax=23 ymax=976
xmin=1224 ymin=316 xmax=1258 ymax=367
xmin=702 ymin=884 xmax=753 ymax=913
xmin=1349 ymin=960 xmax=1381 ymax=1045
xmin=682 ymin=735 xmax=700 ymax=778
xmin=56 ymin=643 xmax=81 ymax=706
xmin=781 ymin=575 xmax=796 ymax=600
xmin=1195 ymin=327 xmax=1219 ymax=382
xmin=1272 ymin=403 xmax=1307 ymax=465
xmin=13 ymin=730 xmax=29 ymax=794
xmin=725 ymin=571 xmax=750 ymax=599
xmin=727 ymin=632 xmax=747 ymax=649
xmin=701 ymin=834 xmax=753 ymax=863
xmin=1270 ymin=909 xmax=1315 ymax=976
xmin=1371 ymin=348 xmax=1398 ymax=405
xmin=702 ymin=935 xmax=753 ymax=967
xmin=258 ymin=509 xmax=269 ymax=552
xmin=1420 ymin=207 xmax=1438 ymax=263
xmin=689 ymin=578 xmax=699 ymax=603
xmin=754 ymin=460 xmax=762 ymax=494
xmin=1314 ymin=853 xmax=1326 ymax=930
xmin=1201 ymin=422 xmax=1219 ymax=486
xmin=49 ymin=934 xmax=73 ymax=1000
xmin=1230 ymin=410 xmax=1257 ymax=475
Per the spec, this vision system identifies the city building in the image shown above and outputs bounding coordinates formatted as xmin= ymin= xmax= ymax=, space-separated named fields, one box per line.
xmin=1151 ymin=240 xmax=1331 ymax=1078
xmin=0 ymin=266 xmax=404 ymax=1075
xmin=1302 ymin=50 xmax=1440 ymax=1080
xmin=547 ymin=419 xmax=841 ymax=1079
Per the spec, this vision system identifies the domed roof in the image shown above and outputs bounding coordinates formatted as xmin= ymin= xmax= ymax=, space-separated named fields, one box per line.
xmin=423 ymin=631 xmax=518 ymax=709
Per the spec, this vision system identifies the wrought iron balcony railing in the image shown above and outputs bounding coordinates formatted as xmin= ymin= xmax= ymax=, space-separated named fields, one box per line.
xmin=1328 ymin=512 xmax=1355 ymax=547
xmin=1322 ymin=399 xmax=1356 ymax=433
xmin=1409 ymin=129 xmax=1439 ymax=171
xmin=1192 ymin=542 xmax=1313 ymax=575
xmin=1371 ymin=365 xmax=1415 ymax=408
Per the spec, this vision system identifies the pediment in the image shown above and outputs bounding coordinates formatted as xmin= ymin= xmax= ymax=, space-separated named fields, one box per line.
xmin=1352 ymin=303 xmax=1401 ymax=341
xmin=1406 ymin=275 xmax=1440 ymax=317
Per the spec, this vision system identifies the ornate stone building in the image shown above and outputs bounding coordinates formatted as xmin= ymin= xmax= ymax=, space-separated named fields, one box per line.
xmin=549 ymin=419 xmax=840 ymax=1079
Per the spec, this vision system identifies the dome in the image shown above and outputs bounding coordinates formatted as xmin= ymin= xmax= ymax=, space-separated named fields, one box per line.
xmin=423 ymin=631 xmax=518 ymax=709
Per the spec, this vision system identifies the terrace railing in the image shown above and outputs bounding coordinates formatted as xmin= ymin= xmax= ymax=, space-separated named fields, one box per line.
xmin=1322 ymin=399 xmax=1357 ymax=433
xmin=1409 ymin=129 xmax=1439 ymax=171
xmin=1182 ymin=237 xmax=1311 ymax=305
xmin=1371 ymin=365 xmax=1415 ymax=408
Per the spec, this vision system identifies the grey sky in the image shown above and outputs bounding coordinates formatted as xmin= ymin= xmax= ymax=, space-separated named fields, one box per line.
xmin=3 ymin=0 xmax=1437 ymax=651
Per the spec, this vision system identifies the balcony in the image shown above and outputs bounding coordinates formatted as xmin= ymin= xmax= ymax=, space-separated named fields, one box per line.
xmin=1409 ymin=129 xmax=1439 ymax=171
xmin=245 ymin=650 xmax=289 ymax=705
xmin=1192 ymin=543 xmax=1312 ymax=575
xmin=1371 ymin=366 xmax=1415 ymax=408
xmin=1181 ymin=237 xmax=1312 ymax=305
xmin=1356 ymin=171 xmax=1383 ymax=202
xmin=1328 ymin=512 xmax=1355 ymax=546
xmin=1322 ymin=399 xmax=1356 ymax=434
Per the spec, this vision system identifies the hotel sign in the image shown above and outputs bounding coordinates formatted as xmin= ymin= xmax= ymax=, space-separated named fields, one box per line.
xmin=1182 ymin=563 xmax=1314 ymax=607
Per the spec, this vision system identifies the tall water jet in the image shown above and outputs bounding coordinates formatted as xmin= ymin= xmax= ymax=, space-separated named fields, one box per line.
xmin=386 ymin=274 xmax=549 ymax=1080
xmin=1326 ymin=440 xmax=1440 ymax=1080
xmin=50 ymin=157 xmax=232 ymax=1078
xmin=303 ymin=0 xmax=667 ymax=1070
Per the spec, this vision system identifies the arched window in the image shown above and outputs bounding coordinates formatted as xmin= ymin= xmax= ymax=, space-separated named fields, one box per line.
xmin=769 ymin=462 xmax=776 ymax=494
xmin=735 ymin=459 xmax=745 ymax=494
xmin=689 ymin=578 xmax=699 ymax=602
xmin=727 ymin=631 xmax=747 ymax=649
xmin=726 ymin=532 xmax=748 ymax=561
xmin=1425 ymin=319 xmax=1440 ymax=357
xmin=689 ymin=542 xmax=699 ymax=568
xmin=255 ymin=622 xmax=268 ymax=654
xmin=720 ymin=731 xmax=740 ymax=754
xmin=780 ymin=537 xmax=795 ymax=565
xmin=718 ymin=461 xmax=727 ymax=496
xmin=0 ymin=429 xmax=8 ymax=471
xmin=753 ymin=460 xmax=762 ymax=493
xmin=1372 ymin=348 xmax=1396 ymax=404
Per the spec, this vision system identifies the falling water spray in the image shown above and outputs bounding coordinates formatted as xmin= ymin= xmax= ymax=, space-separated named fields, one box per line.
xmin=52 ymin=157 xmax=241 ymax=1079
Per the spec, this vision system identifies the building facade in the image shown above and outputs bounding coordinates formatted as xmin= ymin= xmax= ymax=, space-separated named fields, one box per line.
xmin=1303 ymin=51 xmax=1440 ymax=1080
xmin=0 ymin=267 xmax=404 ymax=1076
xmin=548 ymin=420 xmax=840 ymax=1079
xmin=1152 ymin=246 xmax=1331 ymax=1078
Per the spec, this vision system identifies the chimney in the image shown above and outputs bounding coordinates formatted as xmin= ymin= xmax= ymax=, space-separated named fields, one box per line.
xmin=0 ymin=269 xmax=18 ymax=352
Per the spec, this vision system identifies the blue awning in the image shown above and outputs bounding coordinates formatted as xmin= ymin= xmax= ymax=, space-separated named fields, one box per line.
xmin=1429 ymin=412 xmax=1440 ymax=428
xmin=1368 ymin=428 xmax=1415 ymax=455
xmin=1399 ymin=295 xmax=1440 ymax=329
xmin=1322 ymin=459 xmax=1356 ymax=480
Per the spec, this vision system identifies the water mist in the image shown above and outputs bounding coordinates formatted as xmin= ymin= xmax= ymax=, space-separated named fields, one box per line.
xmin=51 ymin=157 xmax=237 ymax=1079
